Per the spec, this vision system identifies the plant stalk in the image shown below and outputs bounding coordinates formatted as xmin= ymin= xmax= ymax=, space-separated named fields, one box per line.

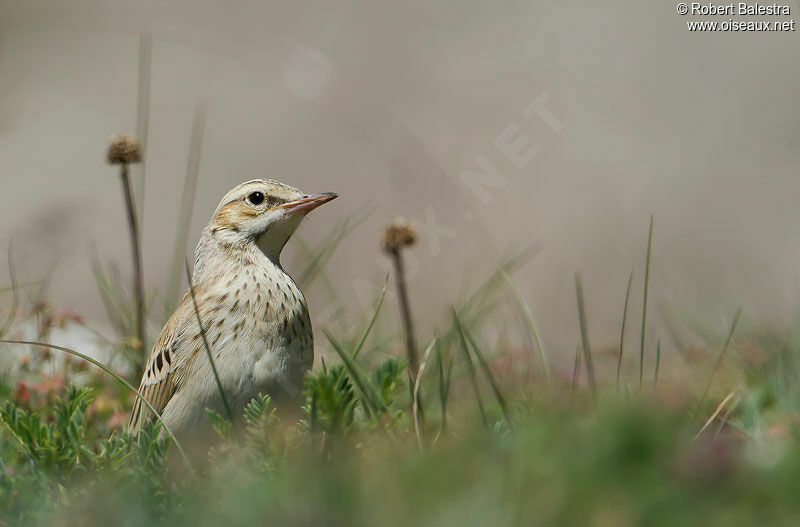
xmin=119 ymin=164 xmax=146 ymax=355
xmin=390 ymin=249 xmax=419 ymax=377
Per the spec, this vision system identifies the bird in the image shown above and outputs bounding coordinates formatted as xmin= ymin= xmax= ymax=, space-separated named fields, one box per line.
xmin=128 ymin=179 xmax=337 ymax=436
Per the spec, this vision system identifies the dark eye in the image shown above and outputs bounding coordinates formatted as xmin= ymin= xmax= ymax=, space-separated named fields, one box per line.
xmin=247 ymin=191 xmax=265 ymax=205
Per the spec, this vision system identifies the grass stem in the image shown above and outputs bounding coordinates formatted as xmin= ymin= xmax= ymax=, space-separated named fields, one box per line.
xmin=413 ymin=339 xmax=437 ymax=449
xmin=640 ymin=215 xmax=654 ymax=390
xmin=166 ymin=104 xmax=206 ymax=315
xmin=185 ymin=260 xmax=233 ymax=423
xmin=575 ymin=274 xmax=598 ymax=409
xmin=694 ymin=387 xmax=739 ymax=441
xmin=119 ymin=164 xmax=146 ymax=356
xmin=135 ymin=34 xmax=152 ymax=220
xmin=616 ymin=268 xmax=634 ymax=390
xmin=434 ymin=334 xmax=452 ymax=436
xmin=571 ymin=344 xmax=582 ymax=405
xmin=653 ymin=339 xmax=661 ymax=388
xmin=0 ymin=245 xmax=19 ymax=339
xmin=390 ymin=249 xmax=419 ymax=377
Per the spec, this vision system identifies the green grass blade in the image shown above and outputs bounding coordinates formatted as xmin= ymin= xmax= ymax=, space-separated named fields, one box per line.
xmin=135 ymin=33 xmax=152 ymax=220
xmin=185 ymin=259 xmax=233 ymax=422
xmin=294 ymin=237 xmax=346 ymax=326
xmin=694 ymin=307 xmax=743 ymax=419
xmin=462 ymin=326 xmax=514 ymax=430
xmin=452 ymin=309 xmax=488 ymax=430
xmin=456 ymin=244 xmax=541 ymax=322
xmin=413 ymin=338 xmax=437 ymax=448
xmin=0 ymin=280 xmax=41 ymax=294
xmin=575 ymin=274 xmax=597 ymax=409
xmin=499 ymin=270 xmax=550 ymax=384
xmin=654 ymin=339 xmax=661 ymax=388
xmin=661 ymin=301 xmax=729 ymax=348
xmin=617 ymin=268 xmax=634 ymax=390
xmin=434 ymin=334 xmax=450 ymax=435
xmin=640 ymin=215 xmax=654 ymax=390
xmin=571 ymin=344 xmax=582 ymax=404
xmin=436 ymin=245 xmax=541 ymax=357
xmin=30 ymin=253 xmax=60 ymax=308
xmin=165 ymin=103 xmax=207 ymax=316
xmin=0 ymin=245 xmax=19 ymax=339
xmin=323 ymin=330 xmax=383 ymax=418
xmin=297 ymin=207 xmax=375 ymax=288
xmin=352 ymin=278 xmax=388 ymax=359
xmin=92 ymin=253 xmax=137 ymax=340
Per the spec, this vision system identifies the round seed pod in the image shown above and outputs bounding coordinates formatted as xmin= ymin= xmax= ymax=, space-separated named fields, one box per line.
xmin=107 ymin=134 xmax=142 ymax=164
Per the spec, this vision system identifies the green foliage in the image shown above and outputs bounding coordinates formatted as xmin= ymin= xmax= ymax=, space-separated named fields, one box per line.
xmin=1 ymin=385 xmax=94 ymax=477
xmin=371 ymin=356 xmax=406 ymax=409
xmin=5 ymin=330 xmax=800 ymax=526
xmin=204 ymin=394 xmax=291 ymax=477
xmin=205 ymin=409 xmax=233 ymax=440
xmin=0 ymin=386 xmax=173 ymax=524
xmin=241 ymin=394 xmax=288 ymax=475
xmin=305 ymin=364 xmax=357 ymax=439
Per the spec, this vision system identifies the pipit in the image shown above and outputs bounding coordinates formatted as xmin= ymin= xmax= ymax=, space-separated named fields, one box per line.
xmin=129 ymin=179 xmax=337 ymax=435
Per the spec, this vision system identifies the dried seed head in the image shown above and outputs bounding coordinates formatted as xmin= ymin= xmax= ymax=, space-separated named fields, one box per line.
xmin=106 ymin=134 xmax=142 ymax=164
xmin=380 ymin=218 xmax=417 ymax=253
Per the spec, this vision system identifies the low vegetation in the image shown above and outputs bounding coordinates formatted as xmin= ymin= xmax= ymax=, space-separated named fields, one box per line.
xmin=2 ymin=224 xmax=800 ymax=526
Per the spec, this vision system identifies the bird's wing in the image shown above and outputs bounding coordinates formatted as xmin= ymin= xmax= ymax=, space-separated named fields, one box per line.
xmin=128 ymin=290 xmax=203 ymax=434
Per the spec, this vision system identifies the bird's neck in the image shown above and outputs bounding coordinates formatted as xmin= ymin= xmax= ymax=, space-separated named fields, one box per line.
xmin=193 ymin=227 xmax=286 ymax=285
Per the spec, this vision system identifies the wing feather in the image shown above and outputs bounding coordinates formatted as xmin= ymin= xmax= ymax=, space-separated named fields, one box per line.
xmin=128 ymin=290 xmax=199 ymax=433
xmin=128 ymin=343 xmax=180 ymax=433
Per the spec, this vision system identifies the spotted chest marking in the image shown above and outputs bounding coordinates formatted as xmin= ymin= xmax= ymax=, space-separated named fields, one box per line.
xmin=214 ymin=265 xmax=313 ymax=360
xmin=171 ymin=260 xmax=315 ymax=386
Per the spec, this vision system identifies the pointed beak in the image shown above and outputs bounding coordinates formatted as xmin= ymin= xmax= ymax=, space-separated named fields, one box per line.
xmin=277 ymin=192 xmax=338 ymax=216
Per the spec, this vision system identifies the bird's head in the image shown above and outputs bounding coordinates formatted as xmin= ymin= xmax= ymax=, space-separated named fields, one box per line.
xmin=208 ymin=179 xmax=337 ymax=260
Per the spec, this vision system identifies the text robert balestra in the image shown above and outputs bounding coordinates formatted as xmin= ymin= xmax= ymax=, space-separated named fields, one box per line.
xmin=690 ymin=3 xmax=791 ymax=15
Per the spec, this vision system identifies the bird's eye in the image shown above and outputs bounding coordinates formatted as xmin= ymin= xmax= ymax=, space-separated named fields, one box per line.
xmin=247 ymin=191 xmax=265 ymax=206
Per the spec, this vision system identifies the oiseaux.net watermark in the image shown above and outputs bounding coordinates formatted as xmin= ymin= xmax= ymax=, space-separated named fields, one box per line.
xmin=677 ymin=3 xmax=796 ymax=31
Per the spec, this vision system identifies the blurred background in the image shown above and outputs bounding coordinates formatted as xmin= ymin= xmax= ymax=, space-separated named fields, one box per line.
xmin=2 ymin=0 xmax=799 ymax=369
